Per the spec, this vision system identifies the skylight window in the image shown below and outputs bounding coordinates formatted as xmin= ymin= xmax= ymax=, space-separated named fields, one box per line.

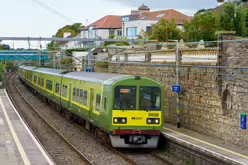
xmin=157 ymin=14 xmax=165 ymax=18
xmin=141 ymin=16 xmax=148 ymax=20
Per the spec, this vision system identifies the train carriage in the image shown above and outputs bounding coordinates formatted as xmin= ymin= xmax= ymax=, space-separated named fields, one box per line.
xmin=18 ymin=65 xmax=164 ymax=148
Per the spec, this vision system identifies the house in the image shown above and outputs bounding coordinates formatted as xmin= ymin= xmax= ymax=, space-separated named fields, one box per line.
xmin=57 ymin=32 xmax=82 ymax=50
xmin=81 ymin=15 xmax=122 ymax=39
xmin=121 ymin=4 xmax=192 ymax=39
xmin=80 ymin=4 xmax=191 ymax=41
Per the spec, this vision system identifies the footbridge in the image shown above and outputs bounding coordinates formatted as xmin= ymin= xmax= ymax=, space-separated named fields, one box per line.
xmin=0 ymin=50 xmax=55 ymax=61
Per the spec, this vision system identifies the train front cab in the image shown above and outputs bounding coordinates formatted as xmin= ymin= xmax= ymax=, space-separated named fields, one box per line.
xmin=109 ymin=76 xmax=164 ymax=148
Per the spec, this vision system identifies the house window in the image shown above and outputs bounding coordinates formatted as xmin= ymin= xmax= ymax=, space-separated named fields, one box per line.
xmin=126 ymin=27 xmax=138 ymax=37
xmin=122 ymin=17 xmax=129 ymax=22
xmin=146 ymin=26 xmax=152 ymax=33
xmin=117 ymin=30 xmax=122 ymax=36
xmin=109 ymin=30 xmax=115 ymax=37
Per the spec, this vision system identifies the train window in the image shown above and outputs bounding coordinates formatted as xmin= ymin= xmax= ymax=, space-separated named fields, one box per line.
xmin=76 ymin=88 xmax=80 ymax=102
xmin=139 ymin=87 xmax=161 ymax=110
xmin=55 ymin=83 xmax=60 ymax=95
xmin=96 ymin=94 xmax=101 ymax=111
xmin=104 ymin=97 xmax=107 ymax=109
xmin=65 ymin=85 xmax=68 ymax=98
xmin=83 ymin=91 xmax=88 ymax=106
xmin=30 ymin=74 xmax=33 ymax=82
xmin=62 ymin=85 xmax=67 ymax=98
xmin=46 ymin=80 xmax=53 ymax=91
xmin=41 ymin=79 xmax=44 ymax=87
xmin=79 ymin=90 xmax=84 ymax=104
xmin=114 ymin=86 xmax=136 ymax=110
xmin=38 ymin=78 xmax=41 ymax=86
xmin=73 ymin=88 xmax=76 ymax=101
xmin=34 ymin=76 xmax=38 ymax=84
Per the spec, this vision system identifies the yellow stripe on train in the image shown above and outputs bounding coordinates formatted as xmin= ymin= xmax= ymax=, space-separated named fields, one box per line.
xmin=112 ymin=110 xmax=162 ymax=126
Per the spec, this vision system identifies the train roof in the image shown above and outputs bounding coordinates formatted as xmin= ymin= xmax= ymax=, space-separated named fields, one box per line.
xmin=63 ymin=72 xmax=129 ymax=85
xmin=19 ymin=65 xmax=37 ymax=70
xmin=34 ymin=68 xmax=70 ymax=76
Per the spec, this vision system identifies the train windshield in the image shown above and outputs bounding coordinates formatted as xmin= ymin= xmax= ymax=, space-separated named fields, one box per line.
xmin=114 ymin=86 xmax=136 ymax=110
xmin=139 ymin=87 xmax=161 ymax=110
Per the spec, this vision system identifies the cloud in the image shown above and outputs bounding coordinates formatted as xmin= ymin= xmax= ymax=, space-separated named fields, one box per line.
xmin=107 ymin=0 xmax=217 ymax=12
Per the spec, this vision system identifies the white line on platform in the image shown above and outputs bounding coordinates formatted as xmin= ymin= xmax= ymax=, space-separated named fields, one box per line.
xmin=4 ymin=89 xmax=55 ymax=165
xmin=163 ymin=128 xmax=248 ymax=165
xmin=0 ymin=97 xmax=31 ymax=165
xmin=0 ymin=118 xmax=4 ymax=125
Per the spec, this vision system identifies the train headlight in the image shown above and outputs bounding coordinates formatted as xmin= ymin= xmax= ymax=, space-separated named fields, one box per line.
xmin=155 ymin=119 xmax=159 ymax=124
xmin=113 ymin=117 xmax=127 ymax=124
xmin=147 ymin=118 xmax=160 ymax=124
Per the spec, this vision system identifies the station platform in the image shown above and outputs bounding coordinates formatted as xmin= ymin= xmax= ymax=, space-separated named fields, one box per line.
xmin=0 ymin=89 xmax=55 ymax=165
xmin=163 ymin=123 xmax=248 ymax=165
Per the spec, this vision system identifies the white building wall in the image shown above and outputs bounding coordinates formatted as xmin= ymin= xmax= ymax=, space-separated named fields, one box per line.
xmin=95 ymin=29 xmax=109 ymax=39
xmin=123 ymin=20 xmax=158 ymax=38
xmin=123 ymin=20 xmax=185 ymax=38
xmin=81 ymin=30 xmax=89 ymax=39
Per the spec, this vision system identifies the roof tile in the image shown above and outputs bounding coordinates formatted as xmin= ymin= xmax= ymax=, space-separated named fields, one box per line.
xmin=82 ymin=15 xmax=122 ymax=30
xmin=136 ymin=9 xmax=192 ymax=24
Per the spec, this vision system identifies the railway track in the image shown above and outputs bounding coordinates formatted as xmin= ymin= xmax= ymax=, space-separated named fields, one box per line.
xmin=8 ymin=73 xmax=171 ymax=165
xmin=6 ymin=73 xmax=94 ymax=165
xmin=9 ymin=73 xmax=137 ymax=165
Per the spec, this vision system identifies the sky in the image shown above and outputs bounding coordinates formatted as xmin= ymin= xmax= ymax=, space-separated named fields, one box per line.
xmin=0 ymin=0 xmax=219 ymax=49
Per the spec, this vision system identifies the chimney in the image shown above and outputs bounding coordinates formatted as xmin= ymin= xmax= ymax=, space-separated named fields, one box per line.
xmin=131 ymin=9 xmax=139 ymax=15
xmin=138 ymin=3 xmax=150 ymax=15
xmin=63 ymin=32 xmax=72 ymax=38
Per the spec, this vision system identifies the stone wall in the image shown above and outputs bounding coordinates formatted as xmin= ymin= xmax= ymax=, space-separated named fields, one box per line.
xmin=96 ymin=33 xmax=248 ymax=147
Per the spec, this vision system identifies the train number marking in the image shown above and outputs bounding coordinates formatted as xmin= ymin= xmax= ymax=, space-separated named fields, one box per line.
xmin=148 ymin=113 xmax=159 ymax=117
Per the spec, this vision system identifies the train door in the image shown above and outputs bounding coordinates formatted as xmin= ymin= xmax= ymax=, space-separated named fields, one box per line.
xmin=89 ymin=88 xmax=94 ymax=119
xmin=68 ymin=83 xmax=72 ymax=108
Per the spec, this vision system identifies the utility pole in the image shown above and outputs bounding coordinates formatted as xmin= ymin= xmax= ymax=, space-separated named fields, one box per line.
xmin=170 ymin=40 xmax=180 ymax=128
xmin=87 ymin=42 xmax=93 ymax=72
xmin=176 ymin=40 xmax=180 ymax=128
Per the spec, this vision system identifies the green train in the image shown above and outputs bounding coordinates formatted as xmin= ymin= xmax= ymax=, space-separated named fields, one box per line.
xmin=18 ymin=65 xmax=164 ymax=148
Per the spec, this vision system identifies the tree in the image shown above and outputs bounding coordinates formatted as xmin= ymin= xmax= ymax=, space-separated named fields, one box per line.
xmin=220 ymin=3 xmax=236 ymax=31
xmin=219 ymin=2 xmax=247 ymax=36
xmin=47 ymin=23 xmax=84 ymax=50
xmin=0 ymin=44 xmax=10 ymax=50
xmin=151 ymin=19 xmax=182 ymax=42
xmin=183 ymin=11 xmax=220 ymax=42
xmin=55 ymin=23 xmax=82 ymax=38
xmin=235 ymin=6 xmax=247 ymax=36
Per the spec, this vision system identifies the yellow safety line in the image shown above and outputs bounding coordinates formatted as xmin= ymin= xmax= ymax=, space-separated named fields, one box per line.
xmin=0 ymin=98 xmax=31 ymax=165
xmin=164 ymin=127 xmax=248 ymax=160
